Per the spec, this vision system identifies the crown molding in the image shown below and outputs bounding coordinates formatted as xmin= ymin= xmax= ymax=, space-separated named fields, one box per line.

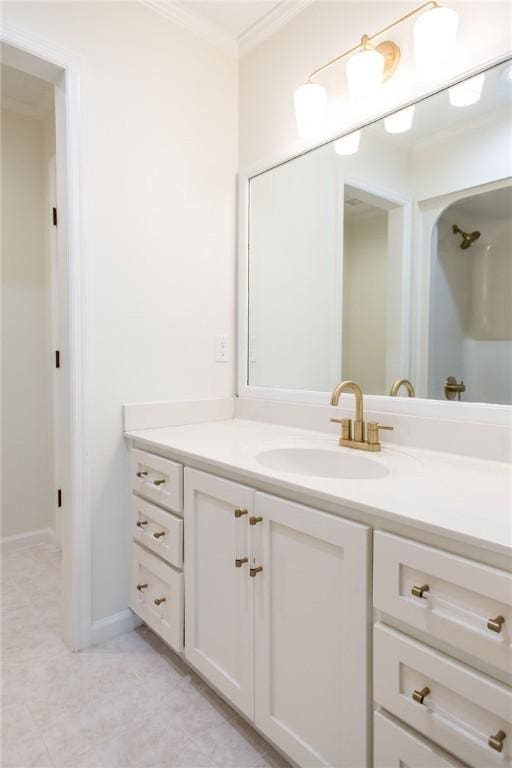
xmin=141 ymin=1 xmax=237 ymax=57
xmin=140 ymin=1 xmax=314 ymax=58
xmin=238 ymin=0 xmax=315 ymax=56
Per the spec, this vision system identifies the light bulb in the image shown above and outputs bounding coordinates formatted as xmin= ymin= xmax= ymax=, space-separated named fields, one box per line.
xmin=413 ymin=5 xmax=458 ymax=81
xmin=346 ymin=47 xmax=385 ymax=101
xmin=449 ymin=73 xmax=485 ymax=107
xmin=334 ymin=130 xmax=361 ymax=156
xmin=384 ymin=105 xmax=415 ymax=134
xmin=294 ymin=83 xmax=327 ymax=139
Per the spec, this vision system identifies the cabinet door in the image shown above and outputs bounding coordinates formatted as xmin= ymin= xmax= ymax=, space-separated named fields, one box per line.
xmin=184 ymin=468 xmax=254 ymax=718
xmin=254 ymin=493 xmax=370 ymax=768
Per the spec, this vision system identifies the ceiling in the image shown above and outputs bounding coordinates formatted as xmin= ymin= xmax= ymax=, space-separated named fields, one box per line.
xmin=1 ymin=63 xmax=54 ymax=118
xmin=142 ymin=0 xmax=312 ymax=55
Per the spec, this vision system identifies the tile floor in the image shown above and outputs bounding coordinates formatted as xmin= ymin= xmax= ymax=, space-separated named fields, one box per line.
xmin=1 ymin=543 xmax=290 ymax=768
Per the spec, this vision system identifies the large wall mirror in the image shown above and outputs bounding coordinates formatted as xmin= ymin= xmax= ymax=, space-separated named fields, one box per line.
xmin=246 ymin=59 xmax=512 ymax=406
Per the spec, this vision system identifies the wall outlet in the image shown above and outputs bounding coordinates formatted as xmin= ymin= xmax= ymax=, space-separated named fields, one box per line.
xmin=215 ymin=334 xmax=229 ymax=363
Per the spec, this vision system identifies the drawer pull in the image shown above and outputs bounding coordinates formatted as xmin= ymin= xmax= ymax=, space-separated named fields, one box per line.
xmin=136 ymin=520 xmax=148 ymax=528
xmin=234 ymin=508 xmax=248 ymax=518
xmin=136 ymin=471 xmax=148 ymax=478
xmin=250 ymin=566 xmax=263 ymax=577
xmin=136 ymin=583 xmax=148 ymax=591
xmin=487 ymin=615 xmax=505 ymax=633
xmin=154 ymin=597 xmax=166 ymax=606
xmin=412 ymin=686 xmax=431 ymax=704
xmin=411 ymin=583 xmax=430 ymax=599
xmin=153 ymin=531 xmax=166 ymax=539
xmin=235 ymin=557 xmax=248 ymax=568
xmin=153 ymin=479 xmax=166 ymax=486
xmin=249 ymin=516 xmax=263 ymax=526
xmin=489 ymin=730 xmax=506 ymax=753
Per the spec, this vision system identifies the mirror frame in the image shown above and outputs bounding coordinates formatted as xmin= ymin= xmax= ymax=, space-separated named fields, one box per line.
xmin=237 ymin=54 xmax=512 ymax=426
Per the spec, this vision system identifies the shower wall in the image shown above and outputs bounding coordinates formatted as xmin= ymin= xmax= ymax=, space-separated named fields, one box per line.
xmin=428 ymin=189 xmax=512 ymax=405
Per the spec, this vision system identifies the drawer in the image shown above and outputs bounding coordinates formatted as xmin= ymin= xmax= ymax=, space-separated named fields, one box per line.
xmin=130 ymin=543 xmax=184 ymax=652
xmin=132 ymin=496 xmax=183 ymax=569
xmin=374 ymin=709 xmax=464 ymax=767
xmin=131 ymin=448 xmax=183 ymax=513
xmin=374 ymin=531 xmax=512 ymax=674
xmin=374 ymin=624 xmax=512 ymax=768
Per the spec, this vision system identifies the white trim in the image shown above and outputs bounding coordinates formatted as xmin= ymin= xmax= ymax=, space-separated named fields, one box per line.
xmin=238 ymin=1 xmax=314 ymax=55
xmin=237 ymin=55 xmax=512 ymax=428
xmin=91 ymin=610 xmax=142 ymax=646
xmin=1 ymin=528 xmax=57 ymax=554
xmin=140 ymin=0 xmax=237 ymax=56
xmin=1 ymin=22 xmax=91 ymax=651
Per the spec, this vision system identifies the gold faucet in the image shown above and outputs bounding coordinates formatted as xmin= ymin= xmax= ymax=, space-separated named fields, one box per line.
xmin=390 ymin=378 xmax=415 ymax=397
xmin=330 ymin=380 xmax=393 ymax=452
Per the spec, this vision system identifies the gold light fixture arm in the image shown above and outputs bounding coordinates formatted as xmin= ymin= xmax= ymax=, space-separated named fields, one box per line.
xmin=308 ymin=0 xmax=439 ymax=82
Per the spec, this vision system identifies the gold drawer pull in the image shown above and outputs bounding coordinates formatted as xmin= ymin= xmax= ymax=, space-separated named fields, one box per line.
xmin=250 ymin=566 xmax=263 ymax=577
xmin=412 ymin=686 xmax=431 ymax=704
xmin=153 ymin=479 xmax=166 ymax=486
xmin=136 ymin=583 xmax=148 ymax=592
xmin=487 ymin=615 xmax=505 ymax=633
xmin=136 ymin=520 xmax=148 ymax=528
xmin=489 ymin=730 xmax=506 ymax=753
xmin=235 ymin=557 xmax=248 ymax=568
xmin=153 ymin=531 xmax=166 ymax=539
xmin=234 ymin=508 xmax=248 ymax=518
xmin=154 ymin=597 xmax=166 ymax=606
xmin=411 ymin=584 xmax=430 ymax=599
xmin=249 ymin=516 xmax=263 ymax=526
xmin=136 ymin=471 xmax=148 ymax=478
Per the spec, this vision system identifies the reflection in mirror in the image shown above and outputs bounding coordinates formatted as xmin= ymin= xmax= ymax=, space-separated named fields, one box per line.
xmin=247 ymin=59 xmax=512 ymax=405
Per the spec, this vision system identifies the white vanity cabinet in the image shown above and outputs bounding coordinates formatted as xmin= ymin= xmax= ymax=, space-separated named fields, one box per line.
xmin=184 ymin=468 xmax=370 ymax=768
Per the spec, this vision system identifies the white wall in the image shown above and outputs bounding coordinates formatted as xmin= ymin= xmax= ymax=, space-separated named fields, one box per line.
xmin=2 ymin=1 xmax=238 ymax=623
xmin=1 ymin=108 xmax=54 ymax=538
xmin=239 ymin=1 xmax=512 ymax=172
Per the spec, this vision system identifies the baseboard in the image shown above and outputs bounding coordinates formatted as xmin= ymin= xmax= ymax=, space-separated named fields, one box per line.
xmin=91 ymin=608 xmax=142 ymax=646
xmin=1 ymin=527 xmax=57 ymax=554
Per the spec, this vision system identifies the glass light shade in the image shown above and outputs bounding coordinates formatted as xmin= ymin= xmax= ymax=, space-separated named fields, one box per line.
xmin=384 ymin=105 xmax=415 ymax=134
xmin=448 ymin=73 xmax=485 ymax=107
xmin=294 ymin=83 xmax=327 ymax=139
xmin=413 ymin=6 xmax=458 ymax=81
xmin=334 ymin=130 xmax=361 ymax=156
xmin=346 ymin=48 xmax=385 ymax=101
xmin=507 ymin=65 xmax=512 ymax=82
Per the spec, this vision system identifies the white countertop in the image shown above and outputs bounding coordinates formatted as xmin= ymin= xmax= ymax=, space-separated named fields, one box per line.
xmin=125 ymin=418 xmax=512 ymax=558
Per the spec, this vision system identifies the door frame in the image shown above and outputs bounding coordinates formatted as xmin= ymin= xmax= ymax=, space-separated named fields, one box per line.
xmin=1 ymin=22 xmax=91 ymax=650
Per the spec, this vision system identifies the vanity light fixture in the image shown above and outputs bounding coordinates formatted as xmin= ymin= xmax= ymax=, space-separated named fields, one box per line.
xmin=448 ymin=73 xmax=485 ymax=106
xmin=334 ymin=130 xmax=361 ymax=155
xmin=293 ymin=1 xmax=458 ymax=138
xmin=384 ymin=105 xmax=415 ymax=133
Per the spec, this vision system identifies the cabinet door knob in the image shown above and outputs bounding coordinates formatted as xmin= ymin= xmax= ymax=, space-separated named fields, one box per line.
xmin=153 ymin=531 xmax=166 ymax=539
xmin=489 ymin=730 xmax=506 ymax=753
xmin=235 ymin=557 xmax=248 ymax=568
xmin=154 ymin=597 xmax=166 ymax=606
xmin=136 ymin=520 xmax=148 ymax=528
xmin=412 ymin=686 xmax=431 ymax=704
xmin=487 ymin=615 xmax=505 ymax=633
xmin=249 ymin=516 xmax=263 ymax=526
xmin=411 ymin=584 xmax=430 ymax=599
xmin=136 ymin=583 xmax=148 ymax=592
xmin=250 ymin=566 xmax=263 ymax=577
xmin=136 ymin=471 xmax=148 ymax=478
xmin=234 ymin=508 xmax=248 ymax=518
xmin=153 ymin=479 xmax=166 ymax=486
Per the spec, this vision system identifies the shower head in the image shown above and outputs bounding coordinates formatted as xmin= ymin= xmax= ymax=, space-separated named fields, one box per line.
xmin=452 ymin=224 xmax=481 ymax=250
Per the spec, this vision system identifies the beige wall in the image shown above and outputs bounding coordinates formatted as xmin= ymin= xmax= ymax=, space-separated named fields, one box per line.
xmin=1 ymin=108 xmax=54 ymax=538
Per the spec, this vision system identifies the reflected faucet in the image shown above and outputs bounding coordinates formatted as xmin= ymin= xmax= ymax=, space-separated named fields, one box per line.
xmin=390 ymin=378 xmax=415 ymax=397
xmin=330 ymin=380 xmax=393 ymax=452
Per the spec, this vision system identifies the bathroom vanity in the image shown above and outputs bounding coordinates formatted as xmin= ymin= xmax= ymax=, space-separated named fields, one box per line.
xmin=125 ymin=414 xmax=511 ymax=768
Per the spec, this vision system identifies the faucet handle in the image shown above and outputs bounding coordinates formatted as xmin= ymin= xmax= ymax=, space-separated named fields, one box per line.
xmin=330 ymin=417 xmax=352 ymax=441
xmin=367 ymin=422 xmax=393 ymax=447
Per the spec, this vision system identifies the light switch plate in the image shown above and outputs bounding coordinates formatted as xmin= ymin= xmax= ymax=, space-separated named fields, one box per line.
xmin=215 ymin=334 xmax=229 ymax=363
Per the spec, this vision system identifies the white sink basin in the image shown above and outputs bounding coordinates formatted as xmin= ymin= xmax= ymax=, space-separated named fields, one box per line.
xmin=255 ymin=447 xmax=389 ymax=480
